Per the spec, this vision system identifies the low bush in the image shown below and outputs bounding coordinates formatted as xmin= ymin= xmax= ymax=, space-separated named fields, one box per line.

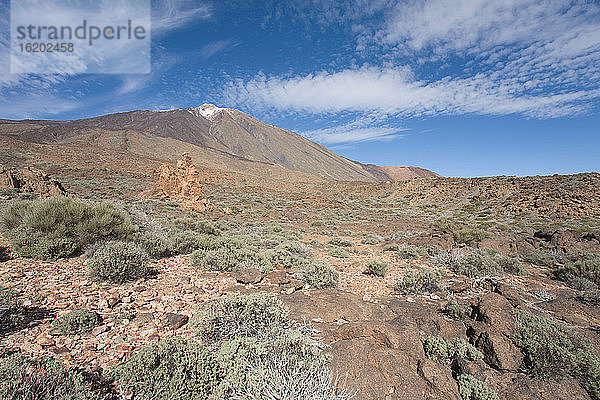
xmin=452 ymin=228 xmax=493 ymax=245
xmin=554 ymin=251 xmax=600 ymax=287
xmin=131 ymin=231 xmax=170 ymax=259
xmin=382 ymin=243 xmax=400 ymax=252
xmin=217 ymin=330 xmax=350 ymax=400
xmin=301 ymin=259 xmax=339 ymax=289
xmin=172 ymin=217 xmax=220 ymax=235
xmin=190 ymin=237 xmax=266 ymax=272
xmin=1 ymin=196 xmax=136 ymax=261
xmin=366 ymin=260 xmax=388 ymax=277
xmin=579 ymin=290 xmax=600 ymax=306
xmin=421 ymin=333 xmax=483 ymax=368
xmin=438 ymin=249 xmax=527 ymax=278
xmin=524 ymin=250 xmax=557 ymax=267
xmin=168 ymin=230 xmax=215 ymax=255
xmin=327 ymin=237 xmax=353 ymax=247
xmin=0 ymin=285 xmax=27 ymax=332
xmin=442 ymin=298 xmax=471 ymax=320
xmin=395 ymin=268 xmax=442 ymax=295
xmin=328 ymin=248 xmax=350 ymax=258
xmin=0 ymin=352 xmax=104 ymax=400
xmin=192 ymin=292 xmax=289 ymax=344
xmin=53 ymin=310 xmax=101 ymax=335
xmin=87 ymin=240 xmax=154 ymax=284
xmin=112 ymin=337 xmax=221 ymax=400
xmin=397 ymin=245 xmax=430 ymax=260
xmin=264 ymin=241 xmax=312 ymax=270
xmin=361 ymin=233 xmax=384 ymax=245
xmin=457 ymin=374 xmax=499 ymax=400
xmin=512 ymin=309 xmax=600 ymax=399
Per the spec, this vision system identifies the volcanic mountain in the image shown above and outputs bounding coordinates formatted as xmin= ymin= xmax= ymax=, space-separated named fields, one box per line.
xmin=0 ymin=104 xmax=438 ymax=182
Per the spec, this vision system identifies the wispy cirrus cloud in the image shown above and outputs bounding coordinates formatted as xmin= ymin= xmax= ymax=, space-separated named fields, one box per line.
xmin=222 ymin=0 xmax=600 ymax=143
xmin=302 ymin=114 xmax=407 ymax=144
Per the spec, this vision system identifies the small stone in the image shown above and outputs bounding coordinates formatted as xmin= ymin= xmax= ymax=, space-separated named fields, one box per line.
xmin=107 ymin=297 xmax=120 ymax=308
xmin=235 ymin=268 xmax=263 ymax=284
xmin=135 ymin=312 xmax=155 ymax=324
xmin=35 ymin=331 xmax=55 ymax=347
xmin=266 ymin=270 xmax=290 ymax=285
xmin=91 ymin=325 xmax=109 ymax=336
xmin=165 ymin=313 xmax=189 ymax=330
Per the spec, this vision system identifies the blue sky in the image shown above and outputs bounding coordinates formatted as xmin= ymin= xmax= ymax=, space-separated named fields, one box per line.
xmin=1 ymin=0 xmax=599 ymax=177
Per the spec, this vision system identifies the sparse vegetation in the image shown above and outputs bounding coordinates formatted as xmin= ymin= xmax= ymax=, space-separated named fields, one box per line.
xmin=329 ymin=247 xmax=350 ymax=258
xmin=0 ymin=352 xmax=104 ymax=400
xmin=190 ymin=236 xmax=265 ymax=272
xmin=131 ymin=230 xmax=170 ymax=259
xmin=301 ymin=259 xmax=339 ymax=289
xmin=361 ymin=233 xmax=384 ymax=245
xmin=112 ymin=337 xmax=221 ymax=400
xmin=365 ymin=259 xmax=388 ymax=277
xmin=421 ymin=333 xmax=483 ymax=368
xmin=53 ymin=310 xmax=101 ymax=335
xmin=0 ymin=285 xmax=27 ymax=332
xmin=0 ymin=246 xmax=9 ymax=262
xmin=396 ymin=244 xmax=430 ymax=260
xmin=442 ymin=298 xmax=471 ymax=320
xmin=168 ymin=229 xmax=213 ymax=255
xmin=327 ymin=237 xmax=353 ymax=247
xmin=554 ymin=251 xmax=600 ymax=287
xmin=1 ymin=196 xmax=137 ymax=261
xmin=436 ymin=248 xmax=527 ymax=278
xmin=512 ymin=309 xmax=600 ymax=399
xmin=264 ymin=241 xmax=312 ymax=270
xmin=395 ymin=268 xmax=442 ymax=295
xmin=87 ymin=240 xmax=154 ymax=283
xmin=524 ymin=250 xmax=557 ymax=267
xmin=457 ymin=374 xmax=499 ymax=400
xmin=192 ymin=292 xmax=289 ymax=344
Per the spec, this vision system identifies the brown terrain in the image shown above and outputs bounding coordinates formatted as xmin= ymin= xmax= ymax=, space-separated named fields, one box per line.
xmin=0 ymin=106 xmax=599 ymax=400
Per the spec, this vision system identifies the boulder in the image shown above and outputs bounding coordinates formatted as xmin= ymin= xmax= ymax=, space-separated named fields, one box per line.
xmin=157 ymin=153 xmax=214 ymax=212
xmin=235 ymin=268 xmax=263 ymax=284
xmin=0 ymin=164 xmax=66 ymax=197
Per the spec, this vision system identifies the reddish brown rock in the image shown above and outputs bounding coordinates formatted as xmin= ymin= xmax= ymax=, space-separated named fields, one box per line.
xmin=157 ymin=153 xmax=214 ymax=212
xmin=0 ymin=164 xmax=65 ymax=197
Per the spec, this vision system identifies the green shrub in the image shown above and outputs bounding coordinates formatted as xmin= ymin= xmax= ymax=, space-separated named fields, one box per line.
xmin=361 ymin=233 xmax=384 ymax=245
xmin=131 ymin=231 xmax=170 ymax=259
xmin=264 ymin=241 xmax=312 ymax=270
xmin=442 ymin=298 xmax=471 ymax=320
xmin=217 ymin=330 xmax=349 ymax=399
xmin=554 ymin=251 xmax=600 ymax=287
xmin=87 ymin=240 xmax=154 ymax=283
xmin=172 ymin=217 xmax=220 ymax=235
xmin=301 ymin=259 xmax=339 ymax=289
xmin=328 ymin=248 xmax=350 ymax=258
xmin=168 ymin=230 xmax=214 ymax=255
xmin=1 ymin=197 xmax=136 ymax=261
xmin=327 ymin=237 xmax=353 ymax=247
xmin=421 ymin=333 xmax=483 ymax=368
xmin=397 ymin=245 xmax=430 ymax=260
xmin=524 ymin=250 xmax=557 ymax=267
xmin=53 ymin=310 xmax=101 ymax=335
xmin=0 ymin=286 xmax=27 ymax=332
xmin=452 ymin=228 xmax=493 ymax=245
xmin=579 ymin=290 xmax=600 ymax=306
xmin=382 ymin=243 xmax=400 ymax=252
xmin=512 ymin=309 xmax=600 ymax=399
xmin=192 ymin=292 xmax=289 ymax=343
xmin=190 ymin=237 xmax=265 ymax=272
xmin=457 ymin=374 xmax=499 ymax=400
xmin=395 ymin=268 xmax=442 ymax=294
xmin=112 ymin=337 xmax=221 ymax=400
xmin=0 ymin=352 xmax=104 ymax=400
xmin=366 ymin=260 xmax=388 ymax=277
xmin=445 ymin=249 xmax=527 ymax=278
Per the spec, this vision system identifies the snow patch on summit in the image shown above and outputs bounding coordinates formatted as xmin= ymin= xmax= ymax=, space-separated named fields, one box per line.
xmin=188 ymin=104 xmax=223 ymax=120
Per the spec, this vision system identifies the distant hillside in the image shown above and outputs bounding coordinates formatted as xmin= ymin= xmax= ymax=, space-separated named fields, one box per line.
xmin=0 ymin=104 xmax=438 ymax=182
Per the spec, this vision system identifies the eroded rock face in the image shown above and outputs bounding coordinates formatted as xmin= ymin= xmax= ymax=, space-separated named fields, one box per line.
xmin=0 ymin=164 xmax=66 ymax=197
xmin=158 ymin=153 xmax=214 ymax=212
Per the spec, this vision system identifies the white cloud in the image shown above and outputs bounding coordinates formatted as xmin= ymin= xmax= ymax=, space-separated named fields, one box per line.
xmin=223 ymin=65 xmax=600 ymax=119
xmin=153 ymin=0 xmax=212 ymax=34
xmin=302 ymin=115 xmax=407 ymax=144
xmin=201 ymin=40 xmax=233 ymax=59
xmin=222 ymin=0 xmax=600 ymax=136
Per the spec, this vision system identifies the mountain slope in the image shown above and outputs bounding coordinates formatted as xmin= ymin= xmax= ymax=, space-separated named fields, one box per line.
xmin=0 ymin=104 xmax=437 ymax=182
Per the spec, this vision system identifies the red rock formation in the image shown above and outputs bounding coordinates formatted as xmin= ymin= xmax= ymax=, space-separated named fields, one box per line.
xmin=0 ymin=165 xmax=66 ymax=197
xmin=158 ymin=153 xmax=214 ymax=212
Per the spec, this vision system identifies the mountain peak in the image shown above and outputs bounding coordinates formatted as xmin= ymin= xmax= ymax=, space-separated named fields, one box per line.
xmin=186 ymin=104 xmax=226 ymax=120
